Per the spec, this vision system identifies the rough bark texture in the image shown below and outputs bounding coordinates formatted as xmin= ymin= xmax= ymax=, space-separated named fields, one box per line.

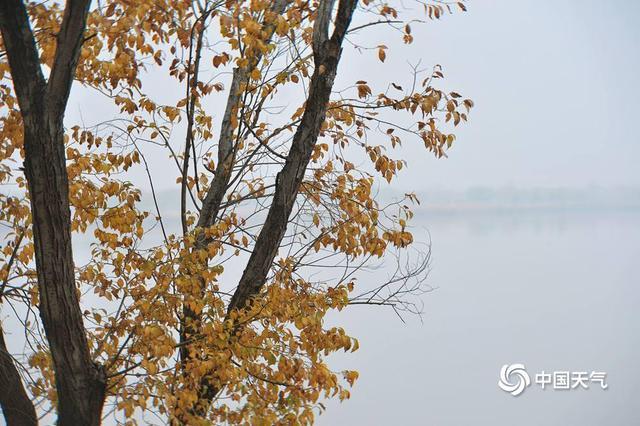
xmin=0 ymin=324 xmax=37 ymax=426
xmin=23 ymin=117 xmax=106 ymax=426
xmin=0 ymin=1 xmax=106 ymax=425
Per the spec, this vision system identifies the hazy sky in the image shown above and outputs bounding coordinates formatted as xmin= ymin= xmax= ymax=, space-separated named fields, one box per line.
xmin=346 ymin=0 xmax=640 ymax=191
xmin=68 ymin=0 xmax=640 ymax=195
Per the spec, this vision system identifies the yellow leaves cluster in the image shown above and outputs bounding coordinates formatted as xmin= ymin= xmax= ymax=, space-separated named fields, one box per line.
xmin=366 ymin=145 xmax=404 ymax=183
xmin=356 ymin=81 xmax=372 ymax=99
xmin=212 ymin=52 xmax=230 ymax=68
xmin=80 ymin=246 xmax=361 ymax=424
xmin=27 ymin=349 xmax=56 ymax=403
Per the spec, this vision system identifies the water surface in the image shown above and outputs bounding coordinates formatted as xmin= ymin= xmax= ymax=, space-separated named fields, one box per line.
xmin=320 ymin=207 xmax=640 ymax=425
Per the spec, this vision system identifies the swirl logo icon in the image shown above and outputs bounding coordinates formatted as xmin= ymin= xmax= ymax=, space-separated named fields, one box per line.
xmin=498 ymin=364 xmax=531 ymax=396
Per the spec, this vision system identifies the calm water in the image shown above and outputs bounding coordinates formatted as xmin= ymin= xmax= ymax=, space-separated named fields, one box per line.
xmin=320 ymin=208 xmax=640 ymax=425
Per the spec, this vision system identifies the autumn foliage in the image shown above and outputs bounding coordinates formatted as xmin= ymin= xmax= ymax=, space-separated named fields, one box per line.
xmin=0 ymin=0 xmax=471 ymax=424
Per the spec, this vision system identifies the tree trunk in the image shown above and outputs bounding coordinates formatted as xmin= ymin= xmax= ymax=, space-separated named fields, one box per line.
xmin=0 ymin=324 xmax=37 ymax=426
xmin=0 ymin=1 xmax=105 ymax=424
xmin=23 ymin=117 xmax=106 ymax=426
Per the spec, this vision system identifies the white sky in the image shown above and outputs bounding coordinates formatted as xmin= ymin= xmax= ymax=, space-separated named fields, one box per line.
xmin=365 ymin=0 xmax=640 ymax=191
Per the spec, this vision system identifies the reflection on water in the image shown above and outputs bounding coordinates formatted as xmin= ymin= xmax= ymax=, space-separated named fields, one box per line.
xmin=320 ymin=207 xmax=640 ymax=426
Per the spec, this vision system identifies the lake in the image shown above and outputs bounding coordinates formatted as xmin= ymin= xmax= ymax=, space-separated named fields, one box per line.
xmin=319 ymin=207 xmax=640 ymax=425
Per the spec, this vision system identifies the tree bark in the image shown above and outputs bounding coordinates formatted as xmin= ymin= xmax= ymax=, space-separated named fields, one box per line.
xmin=0 ymin=1 xmax=106 ymax=425
xmin=23 ymin=117 xmax=106 ymax=426
xmin=0 ymin=324 xmax=37 ymax=426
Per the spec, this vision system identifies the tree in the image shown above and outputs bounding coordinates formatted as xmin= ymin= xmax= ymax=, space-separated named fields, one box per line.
xmin=0 ymin=0 xmax=471 ymax=424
